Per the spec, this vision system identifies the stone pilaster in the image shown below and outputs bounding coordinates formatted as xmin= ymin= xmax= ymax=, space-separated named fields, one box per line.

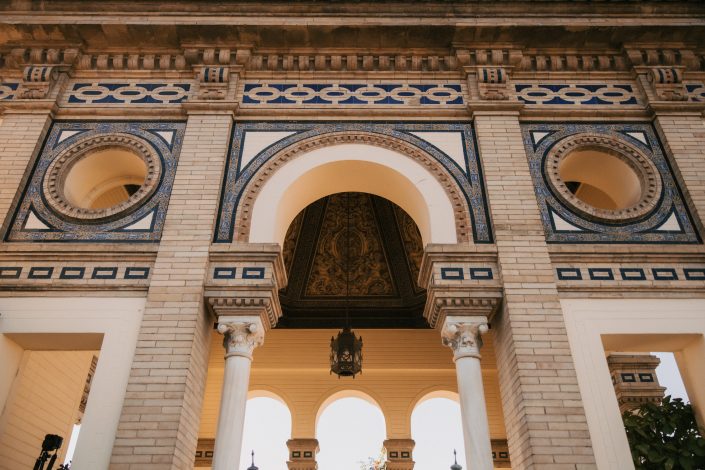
xmin=473 ymin=110 xmax=597 ymax=469
xmin=384 ymin=439 xmax=415 ymax=470
xmin=287 ymin=438 xmax=319 ymax=470
xmin=109 ymin=113 xmax=233 ymax=469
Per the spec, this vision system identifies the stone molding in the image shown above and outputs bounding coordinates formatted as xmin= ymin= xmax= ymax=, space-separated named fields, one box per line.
xmin=206 ymin=244 xmax=287 ymax=328
xmin=544 ymin=133 xmax=662 ymax=223
xmin=233 ymin=132 xmax=472 ymax=244
xmin=42 ymin=133 xmax=162 ymax=221
xmin=217 ymin=318 xmax=265 ymax=360
xmin=441 ymin=316 xmax=490 ymax=360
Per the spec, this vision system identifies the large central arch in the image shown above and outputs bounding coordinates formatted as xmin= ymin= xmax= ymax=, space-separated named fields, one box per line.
xmin=234 ymin=132 xmax=473 ymax=246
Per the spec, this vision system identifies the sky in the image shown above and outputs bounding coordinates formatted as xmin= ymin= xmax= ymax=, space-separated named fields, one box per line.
xmin=237 ymin=352 xmax=689 ymax=470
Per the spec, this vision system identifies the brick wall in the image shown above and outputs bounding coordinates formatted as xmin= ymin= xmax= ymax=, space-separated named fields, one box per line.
xmin=475 ymin=111 xmax=596 ymax=469
xmin=0 ymin=113 xmax=52 ymax=233
xmin=110 ymin=113 xmax=232 ymax=469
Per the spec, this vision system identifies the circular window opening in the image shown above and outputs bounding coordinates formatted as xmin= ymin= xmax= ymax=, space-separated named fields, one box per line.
xmin=44 ymin=134 xmax=161 ymax=221
xmin=64 ymin=148 xmax=148 ymax=210
xmin=559 ymin=149 xmax=642 ymax=211
xmin=546 ymin=134 xmax=662 ymax=223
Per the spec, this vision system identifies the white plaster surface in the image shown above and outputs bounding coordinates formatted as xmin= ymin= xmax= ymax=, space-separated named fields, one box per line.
xmin=550 ymin=209 xmax=584 ymax=231
xmin=240 ymin=131 xmax=296 ymax=171
xmin=0 ymin=296 xmax=146 ymax=470
xmin=410 ymin=131 xmax=467 ymax=173
xmin=561 ymin=298 xmax=705 ymax=470
xmin=24 ymin=209 xmax=50 ymax=230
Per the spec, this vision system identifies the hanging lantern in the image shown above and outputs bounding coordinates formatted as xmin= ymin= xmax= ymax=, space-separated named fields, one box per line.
xmin=330 ymin=326 xmax=363 ymax=378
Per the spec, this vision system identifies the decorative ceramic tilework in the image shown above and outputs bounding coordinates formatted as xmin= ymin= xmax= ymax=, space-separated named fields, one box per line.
xmin=0 ymin=82 xmax=19 ymax=100
xmin=67 ymin=82 xmax=191 ymax=104
xmin=214 ymin=122 xmax=492 ymax=243
xmin=686 ymin=83 xmax=705 ymax=102
xmin=5 ymin=121 xmax=186 ymax=242
xmin=212 ymin=266 xmax=267 ymax=280
xmin=515 ymin=83 xmax=640 ymax=105
xmin=522 ymin=122 xmax=700 ymax=244
xmin=439 ymin=266 xmax=495 ymax=281
xmin=0 ymin=265 xmax=151 ymax=284
xmin=241 ymin=83 xmax=464 ymax=106
xmin=555 ymin=266 xmax=705 ymax=283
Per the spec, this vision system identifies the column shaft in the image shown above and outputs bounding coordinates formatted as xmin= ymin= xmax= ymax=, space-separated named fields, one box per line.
xmin=213 ymin=355 xmax=252 ymax=469
xmin=455 ymin=356 xmax=493 ymax=470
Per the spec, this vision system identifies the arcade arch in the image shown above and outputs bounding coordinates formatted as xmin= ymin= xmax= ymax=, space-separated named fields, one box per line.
xmin=237 ymin=132 xmax=474 ymax=246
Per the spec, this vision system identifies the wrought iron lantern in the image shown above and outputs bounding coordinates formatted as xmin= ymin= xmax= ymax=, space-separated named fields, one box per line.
xmin=330 ymin=192 xmax=363 ymax=378
xmin=330 ymin=325 xmax=363 ymax=378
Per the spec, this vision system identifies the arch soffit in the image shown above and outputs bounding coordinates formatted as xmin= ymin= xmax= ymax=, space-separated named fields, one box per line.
xmin=247 ymin=387 xmax=296 ymax=417
xmin=314 ymin=386 xmax=390 ymax=436
xmin=235 ymin=132 xmax=472 ymax=246
xmin=406 ymin=386 xmax=460 ymax=428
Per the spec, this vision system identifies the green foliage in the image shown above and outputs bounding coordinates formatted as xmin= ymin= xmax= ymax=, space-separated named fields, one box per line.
xmin=623 ymin=396 xmax=705 ymax=470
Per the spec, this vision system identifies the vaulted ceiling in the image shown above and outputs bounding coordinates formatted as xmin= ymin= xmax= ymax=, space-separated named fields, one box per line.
xmin=278 ymin=192 xmax=427 ymax=329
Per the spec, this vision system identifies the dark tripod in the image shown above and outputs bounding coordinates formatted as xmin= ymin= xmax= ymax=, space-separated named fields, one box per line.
xmin=33 ymin=434 xmax=63 ymax=470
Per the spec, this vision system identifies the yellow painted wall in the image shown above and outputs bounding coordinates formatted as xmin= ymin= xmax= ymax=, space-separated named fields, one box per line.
xmin=199 ymin=329 xmax=506 ymax=440
xmin=0 ymin=350 xmax=97 ymax=470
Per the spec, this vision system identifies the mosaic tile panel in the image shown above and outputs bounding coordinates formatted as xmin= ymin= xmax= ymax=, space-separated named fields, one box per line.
xmin=5 ymin=121 xmax=186 ymax=242
xmin=686 ymin=83 xmax=705 ymax=102
xmin=214 ymin=121 xmax=492 ymax=244
xmin=556 ymin=265 xmax=705 ymax=284
xmin=67 ymin=82 xmax=191 ymax=104
xmin=0 ymin=82 xmax=19 ymax=100
xmin=515 ymin=83 xmax=640 ymax=105
xmin=241 ymin=82 xmax=464 ymax=106
xmin=522 ymin=122 xmax=700 ymax=244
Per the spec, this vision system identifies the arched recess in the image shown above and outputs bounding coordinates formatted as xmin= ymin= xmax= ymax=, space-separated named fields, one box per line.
xmin=315 ymin=388 xmax=389 ymax=435
xmin=235 ymin=132 xmax=473 ymax=246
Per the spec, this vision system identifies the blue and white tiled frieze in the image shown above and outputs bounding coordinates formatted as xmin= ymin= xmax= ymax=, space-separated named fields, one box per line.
xmin=66 ymin=82 xmax=191 ymax=105
xmin=522 ymin=122 xmax=701 ymax=244
xmin=556 ymin=265 xmax=705 ymax=284
xmin=0 ymin=263 xmax=151 ymax=287
xmin=214 ymin=121 xmax=493 ymax=244
xmin=515 ymin=83 xmax=641 ymax=106
xmin=241 ymin=82 xmax=465 ymax=106
xmin=5 ymin=121 xmax=186 ymax=243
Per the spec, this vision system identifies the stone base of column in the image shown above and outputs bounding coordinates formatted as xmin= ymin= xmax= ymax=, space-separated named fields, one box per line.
xmin=287 ymin=438 xmax=319 ymax=470
xmin=384 ymin=439 xmax=415 ymax=470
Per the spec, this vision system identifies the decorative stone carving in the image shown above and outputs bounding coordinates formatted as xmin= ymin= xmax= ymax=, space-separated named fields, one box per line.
xmin=441 ymin=319 xmax=489 ymax=360
xmin=477 ymin=67 xmax=510 ymax=100
xmin=197 ymin=66 xmax=230 ymax=100
xmin=195 ymin=438 xmax=215 ymax=467
xmin=17 ymin=65 xmax=58 ymax=99
xmin=217 ymin=320 xmax=265 ymax=359
xmin=384 ymin=439 xmax=415 ymax=470
xmin=287 ymin=438 xmax=319 ymax=470
xmin=647 ymin=67 xmax=688 ymax=101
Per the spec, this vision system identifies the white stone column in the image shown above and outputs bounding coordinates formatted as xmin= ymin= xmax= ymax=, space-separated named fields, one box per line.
xmin=441 ymin=316 xmax=493 ymax=470
xmin=212 ymin=316 xmax=265 ymax=470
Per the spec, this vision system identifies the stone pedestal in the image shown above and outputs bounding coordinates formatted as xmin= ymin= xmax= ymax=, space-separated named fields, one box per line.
xmin=384 ymin=438 xmax=415 ymax=470
xmin=287 ymin=438 xmax=319 ymax=470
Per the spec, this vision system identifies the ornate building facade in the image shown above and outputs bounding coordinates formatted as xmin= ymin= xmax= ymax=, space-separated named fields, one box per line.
xmin=0 ymin=1 xmax=704 ymax=469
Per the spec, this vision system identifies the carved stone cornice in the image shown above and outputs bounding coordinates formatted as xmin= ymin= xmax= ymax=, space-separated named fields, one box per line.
xmin=441 ymin=316 xmax=489 ymax=360
xmin=286 ymin=438 xmax=319 ymax=470
xmin=217 ymin=318 xmax=265 ymax=359
xmin=383 ymin=439 xmax=415 ymax=470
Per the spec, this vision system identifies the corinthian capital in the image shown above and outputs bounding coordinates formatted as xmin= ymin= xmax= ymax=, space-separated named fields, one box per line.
xmin=441 ymin=316 xmax=489 ymax=360
xmin=217 ymin=318 xmax=265 ymax=359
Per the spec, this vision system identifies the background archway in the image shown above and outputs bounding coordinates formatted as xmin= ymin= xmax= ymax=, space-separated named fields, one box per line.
xmin=239 ymin=394 xmax=292 ymax=470
xmin=316 ymin=392 xmax=387 ymax=470
xmin=411 ymin=392 xmax=465 ymax=470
